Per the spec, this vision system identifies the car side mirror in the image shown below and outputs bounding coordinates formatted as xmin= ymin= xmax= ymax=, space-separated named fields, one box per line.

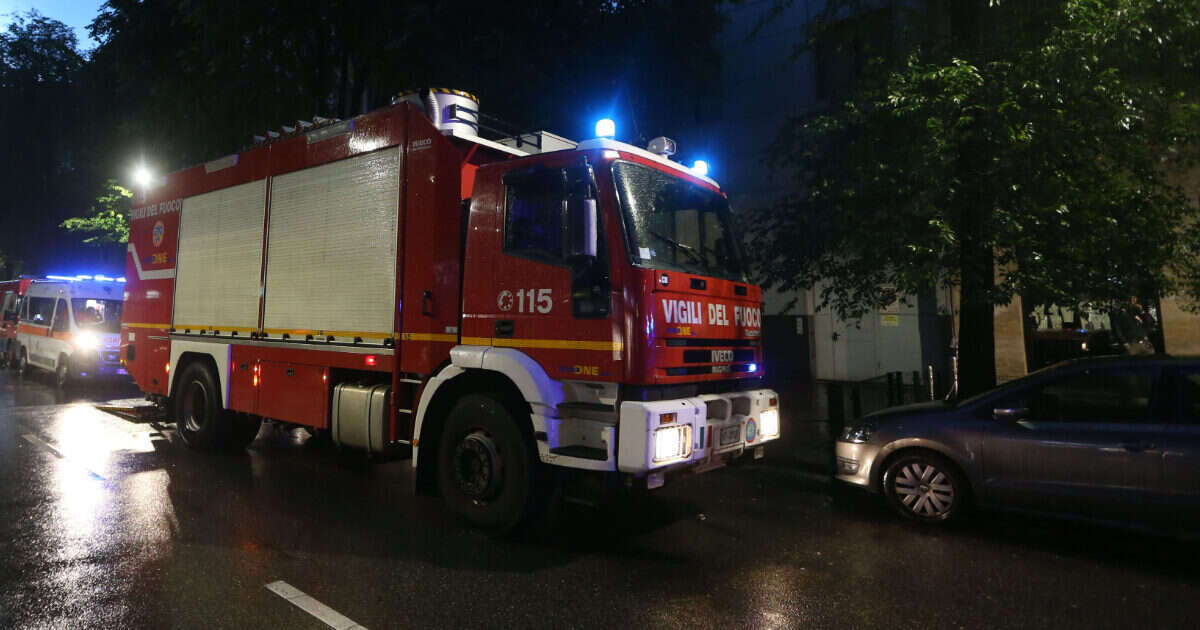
xmin=993 ymin=407 xmax=1029 ymax=421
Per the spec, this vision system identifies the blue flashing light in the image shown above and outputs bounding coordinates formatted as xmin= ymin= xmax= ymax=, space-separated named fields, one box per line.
xmin=46 ymin=275 xmax=75 ymax=281
xmin=117 ymin=277 xmax=126 ymax=283
xmin=94 ymin=274 xmax=112 ymax=282
xmin=691 ymin=160 xmax=709 ymax=177
xmin=595 ymin=118 xmax=615 ymax=138
xmin=75 ymin=275 xmax=92 ymax=280
xmin=747 ymin=363 xmax=758 ymax=373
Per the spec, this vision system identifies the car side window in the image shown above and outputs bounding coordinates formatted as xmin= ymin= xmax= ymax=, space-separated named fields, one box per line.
xmin=1030 ymin=367 xmax=1156 ymax=423
xmin=1180 ymin=369 xmax=1200 ymax=424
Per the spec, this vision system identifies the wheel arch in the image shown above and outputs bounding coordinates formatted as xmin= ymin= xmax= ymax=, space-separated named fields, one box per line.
xmin=412 ymin=346 xmax=552 ymax=496
xmin=871 ymin=441 xmax=976 ymax=499
xmin=168 ymin=341 xmax=232 ymax=407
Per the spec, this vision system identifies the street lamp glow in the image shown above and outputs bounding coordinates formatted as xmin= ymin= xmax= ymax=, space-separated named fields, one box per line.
xmin=595 ymin=118 xmax=615 ymax=138
xmin=133 ymin=165 xmax=153 ymax=188
xmin=692 ymin=160 xmax=709 ymax=176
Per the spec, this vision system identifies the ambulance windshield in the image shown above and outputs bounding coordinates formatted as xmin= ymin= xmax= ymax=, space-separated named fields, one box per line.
xmin=613 ymin=161 xmax=747 ymax=283
xmin=71 ymin=299 xmax=122 ymax=333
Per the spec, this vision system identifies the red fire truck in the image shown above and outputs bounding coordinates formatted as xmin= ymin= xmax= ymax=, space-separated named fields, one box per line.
xmin=1 ymin=276 xmax=35 ymax=367
xmin=122 ymin=89 xmax=780 ymax=530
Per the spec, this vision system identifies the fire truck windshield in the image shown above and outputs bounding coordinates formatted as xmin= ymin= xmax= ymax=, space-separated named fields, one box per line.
xmin=613 ymin=161 xmax=747 ymax=283
xmin=71 ymin=298 xmax=122 ymax=333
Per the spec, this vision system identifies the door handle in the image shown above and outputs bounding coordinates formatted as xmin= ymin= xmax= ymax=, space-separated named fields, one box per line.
xmin=421 ymin=291 xmax=433 ymax=316
xmin=1121 ymin=441 xmax=1155 ymax=452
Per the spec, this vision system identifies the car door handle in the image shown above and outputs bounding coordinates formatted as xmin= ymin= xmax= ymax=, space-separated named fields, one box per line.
xmin=1121 ymin=441 xmax=1155 ymax=452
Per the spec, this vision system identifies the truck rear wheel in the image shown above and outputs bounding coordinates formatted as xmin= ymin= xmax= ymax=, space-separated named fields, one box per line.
xmin=174 ymin=361 xmax=245 ymax=450
xmin=17 ymin=348 xmax=29 ymax=376
xmin=437 ymin=394 xmax=540 ymax=534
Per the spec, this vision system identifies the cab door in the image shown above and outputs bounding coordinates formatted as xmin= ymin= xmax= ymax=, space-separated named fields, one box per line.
xmin=48 ymin=298 xmax=71 ymax=367
xmin=463 ymin=161 xmax=617 ymax=381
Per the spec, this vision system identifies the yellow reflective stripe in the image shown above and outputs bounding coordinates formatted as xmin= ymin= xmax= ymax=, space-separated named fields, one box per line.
xmin=261 ymin=328 xmax=393 ymax=340
xmin=174 ymin=324 xmax=259 ymax=333
xmin=461 ymin=336 xmax=623 ymax=351
xmin=124 ymin=322 xmax=171 ymax=329
xmin=398 ymin=332 xmax=458 ymax=342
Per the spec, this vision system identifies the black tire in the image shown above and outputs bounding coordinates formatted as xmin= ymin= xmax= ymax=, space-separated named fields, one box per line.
xmin=174 ymin=361 xmax=236 ymax=450
xmin=437 ymin=393 xmax=541 ymax=533
xmin=881 ymin=450 xmax=968 ymax=524
xmin=17 ymin=348 xmax=29 ymax=376
xmin=230 ymin=413 xmax=263 ymax=449
xmin=55 ymin=355 xmax=70 ymax=388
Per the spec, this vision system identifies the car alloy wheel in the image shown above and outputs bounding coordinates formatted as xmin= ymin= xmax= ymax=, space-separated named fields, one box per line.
xmin=892 ymin=461 xmax=954 ymax=518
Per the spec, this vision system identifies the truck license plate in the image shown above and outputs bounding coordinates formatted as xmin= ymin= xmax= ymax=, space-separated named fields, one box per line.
xmin=720 ymin=425 xmax=741 ymax=446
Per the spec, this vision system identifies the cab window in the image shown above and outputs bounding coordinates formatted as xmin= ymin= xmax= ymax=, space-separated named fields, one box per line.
xmin=504 ymin=168 xmax=567 ymax=265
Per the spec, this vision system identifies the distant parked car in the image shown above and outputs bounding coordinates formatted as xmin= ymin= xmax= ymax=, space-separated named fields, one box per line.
xmin=835 ymin=356 xmax=1200 ymax=531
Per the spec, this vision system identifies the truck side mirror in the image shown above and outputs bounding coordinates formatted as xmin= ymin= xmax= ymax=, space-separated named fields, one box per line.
xmin=567 ymin=196 xmax=598 ymax=259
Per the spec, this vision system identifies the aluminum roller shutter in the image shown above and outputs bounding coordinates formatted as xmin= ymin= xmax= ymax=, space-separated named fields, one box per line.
xmin=263 ymin=148 xmax=400 ymax=339
xmin=174 ymin=179 xmax=267 ymax=330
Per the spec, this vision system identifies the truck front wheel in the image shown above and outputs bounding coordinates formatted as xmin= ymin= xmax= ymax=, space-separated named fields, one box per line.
xmin=437 ymin=394 xmax=539 ymax=533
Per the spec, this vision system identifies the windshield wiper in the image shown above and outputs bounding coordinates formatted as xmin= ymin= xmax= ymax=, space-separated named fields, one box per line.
xmin=647 ymin=230 xmax=705 ymax=266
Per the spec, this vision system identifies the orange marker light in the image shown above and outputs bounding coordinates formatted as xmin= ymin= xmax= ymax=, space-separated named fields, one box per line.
xmin=365 ymin=355 xmax=377 ymax=367
xmin=660 ymin=412 xmax=676 ymax=425
xmin=164 ymin=362 xmax=170 ymax=373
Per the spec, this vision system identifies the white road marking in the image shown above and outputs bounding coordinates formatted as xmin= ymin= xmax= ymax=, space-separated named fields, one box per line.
xmin=265 ymin=580 xmax=368 ymax=630
xmin=21 ymin=433 xmax=106 ymax=480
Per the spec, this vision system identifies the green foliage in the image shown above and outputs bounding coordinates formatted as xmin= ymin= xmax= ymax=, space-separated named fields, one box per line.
xmin=752 ymin=0 xmax=1200 ymax=320
xmin=60 ymin=180 xmax=131 ymax=245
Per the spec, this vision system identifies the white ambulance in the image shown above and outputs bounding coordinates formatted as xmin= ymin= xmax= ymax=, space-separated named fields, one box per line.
xmin=15 ymin=277 xmax=126 ymax=385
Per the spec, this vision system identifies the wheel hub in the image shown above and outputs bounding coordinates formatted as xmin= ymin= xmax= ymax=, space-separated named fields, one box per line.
xmin=183 ymin=381 xmax=208 ymax=433
xmin=453 ymin=430 xmax=502 ymax=500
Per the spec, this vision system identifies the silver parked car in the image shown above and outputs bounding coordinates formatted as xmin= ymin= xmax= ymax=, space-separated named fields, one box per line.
xmin=835 ymin=356 xmax=1200 ymax=529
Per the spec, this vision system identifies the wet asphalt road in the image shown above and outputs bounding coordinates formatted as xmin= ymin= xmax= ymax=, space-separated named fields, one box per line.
xmin=1 ymin=370 xmax=1199 ymax=629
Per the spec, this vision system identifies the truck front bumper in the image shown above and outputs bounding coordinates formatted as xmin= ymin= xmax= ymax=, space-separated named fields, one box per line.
xmin=616 ymin=388 xmax=780 ymax=476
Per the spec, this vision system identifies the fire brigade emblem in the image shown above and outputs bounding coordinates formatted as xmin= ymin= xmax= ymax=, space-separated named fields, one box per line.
xmin=497 ymin=290 xmax=514 ymax=312
xmin=152 ymin=221 xmax=165 ymax=246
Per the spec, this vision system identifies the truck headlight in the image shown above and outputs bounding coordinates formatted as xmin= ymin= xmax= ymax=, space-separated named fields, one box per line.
xmin=759 ymin=409 xmax=779 ymax=437
xmin=653 ymin=425 xmax=692 ymax=463
xmin=840 ymin=424 xmax=875 ymax=444
xmin=74 ymin=331 xmax=99 ymax=350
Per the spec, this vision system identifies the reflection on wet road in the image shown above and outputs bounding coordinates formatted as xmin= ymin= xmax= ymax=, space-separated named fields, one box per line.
xmin=1 ymin=370 xmax=1198 ymax=629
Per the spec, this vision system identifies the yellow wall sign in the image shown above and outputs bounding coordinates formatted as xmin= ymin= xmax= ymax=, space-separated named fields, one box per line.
xmin=880 ymin=314 xmax=900 ymax=327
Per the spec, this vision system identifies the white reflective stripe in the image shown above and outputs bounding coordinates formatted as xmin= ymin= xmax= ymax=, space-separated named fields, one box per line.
xmin=265 ymin=581 xmax=367 ymax=629
xmin=126 ymin=242 xmax=176 ymax=280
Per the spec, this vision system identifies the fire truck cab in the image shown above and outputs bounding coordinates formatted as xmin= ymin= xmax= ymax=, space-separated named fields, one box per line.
xmin=15 ymin=278 xmax=125 ymax=385
xmin=123 ymin=89 xmax=780 ymax=531
xmin=1 ymin=276 xmax=34 ymax=367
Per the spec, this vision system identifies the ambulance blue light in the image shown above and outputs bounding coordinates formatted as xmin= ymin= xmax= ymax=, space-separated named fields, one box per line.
xmin=75 ymin=275 xmax=92 ymax=280
xmin=748 ymin=363 xmax=758 ymax=373
xmin=595 ymin=118 xmax=615 ymax=138
xmin=117 ymin=277 xmax=126 ymax=283
xmin=94 ymin=274 xmax=112 ymax=281
xmin=692 ymin=160 xmax=709 ymax=176
xmin=46 ymin=275 xmax=75 ymax=281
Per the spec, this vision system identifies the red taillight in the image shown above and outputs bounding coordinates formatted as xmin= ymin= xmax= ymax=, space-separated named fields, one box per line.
xmin=659 ymin=412 xmax=676 ymax=425
xmin=769 ymin=397 xmax=777 ymax=407
xmin=365 ymin=355 xmax=377 ymax=367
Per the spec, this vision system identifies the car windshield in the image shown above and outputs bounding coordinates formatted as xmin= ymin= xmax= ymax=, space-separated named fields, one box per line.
xmin=613 ymin=161 xmax=748 ymax=282
xmin=71 ymin=298 xmax=122 ymax=333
